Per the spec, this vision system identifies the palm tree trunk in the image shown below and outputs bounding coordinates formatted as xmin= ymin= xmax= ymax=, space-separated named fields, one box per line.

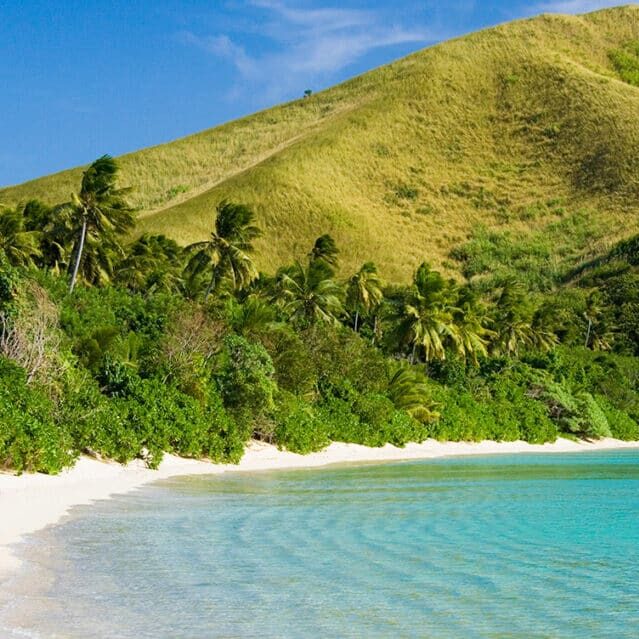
xmin=372 ymin=315 xmax=378 ymax=345
xmin=230 ymin=264 xmax=237 ymax=291
xmin=354 ymin=310 xmax=359 ymax=333
xmin=69 ymin=219 xmax=87 ymax=293
xmin=585 ymin=318 xmax=592 ymax=348
xmin=410 ymin=342 xmax=416 ymax=364
xmin=204 ymin=270 xmax=216 ymax=300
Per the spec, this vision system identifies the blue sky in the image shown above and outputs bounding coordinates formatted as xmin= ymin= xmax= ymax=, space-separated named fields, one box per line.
xmin=0 ymin=0 xmax=622 ymax=186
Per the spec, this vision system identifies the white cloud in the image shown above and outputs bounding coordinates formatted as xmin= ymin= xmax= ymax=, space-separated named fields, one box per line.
xmin=178 ymin=32 xmax=255 ymax=75
xmin=179 ymin=1 xmax=434 ymax=102
xmin=251 ymin=0 xmax=374 ymax=32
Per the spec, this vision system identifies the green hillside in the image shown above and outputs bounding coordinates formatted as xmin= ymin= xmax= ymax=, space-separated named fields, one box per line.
xmin=3 ymin=5 xmax=639 ymax=281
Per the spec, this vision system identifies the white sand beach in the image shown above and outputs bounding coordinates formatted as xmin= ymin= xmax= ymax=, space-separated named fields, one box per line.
xmin=1 ymin=437 xmax=638 ymax=576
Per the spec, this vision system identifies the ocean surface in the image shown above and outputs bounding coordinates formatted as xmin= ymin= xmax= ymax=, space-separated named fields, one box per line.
xmin=2 ymin=450 xmax=639 ymax=638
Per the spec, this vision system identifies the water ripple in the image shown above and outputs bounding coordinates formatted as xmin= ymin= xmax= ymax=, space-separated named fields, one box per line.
xmin=2 ymin=451 xmax=639 ymax=639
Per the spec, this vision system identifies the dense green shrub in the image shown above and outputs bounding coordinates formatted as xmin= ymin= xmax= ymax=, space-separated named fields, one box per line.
xmin=596 ymin=396 xmax=639 ymax=441
xmin=537 ymin=380 xmax=612 ymax=439
xmin=352 ymin=393 xmax=427 ymax=447
xmin=261 ymin=327 xmax=318 ymax=397
xmin=274 ymin=393 xmax=329 ymax=454
xmin=303 ymin=325 xmax=389 ymax=396
xmin=319 ymin=391 xmax=427 ymax=447
xmin=215 ymin=335 xmax=277 ymax=435
xmin=318 ymin=394 xmax=363 ymax=442
xmin=0 ymin=358 xmax=74 ymax=473
xmin=427 ymin=377 xmax=558 ymax=444
xmin=60 ymin=371 xmax=247 ymax=468
xmin=609 ymin=42 xmax=639 ymax=87
xmin=490 ymin=375 xmax=558 ymax=443
xmin=171 ymin=386 xmax=248 ymax=463
xmin=430 ymin=391 xmax=496 ymax=442
xmin=0 ymin=257 xmax=18 ymax=308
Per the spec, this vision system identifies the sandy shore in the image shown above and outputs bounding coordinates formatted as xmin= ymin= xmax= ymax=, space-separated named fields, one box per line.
xmin=1 ymin=437 xmax=638 ymax=575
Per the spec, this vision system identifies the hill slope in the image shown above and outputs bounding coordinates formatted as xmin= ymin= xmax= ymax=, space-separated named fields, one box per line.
xmin=3 ymin=5 xmax=639 ymax=281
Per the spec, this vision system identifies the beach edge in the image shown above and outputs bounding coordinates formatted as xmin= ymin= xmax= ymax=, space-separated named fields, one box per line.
xmin=2 ymin=437 xmax=639 ymax=575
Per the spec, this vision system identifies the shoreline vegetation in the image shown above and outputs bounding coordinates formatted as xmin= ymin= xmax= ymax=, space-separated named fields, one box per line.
xmin=2 ymin=156 xmax=639 ymax=480
xmin=2 ymin=437 xmax=638 ymax=576
xmin=0 ymin=156 xmax=639 ymax=474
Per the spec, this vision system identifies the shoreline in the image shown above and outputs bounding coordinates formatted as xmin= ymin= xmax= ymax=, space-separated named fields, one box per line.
xmin=1 ymin=437 xmax=639 ymax=576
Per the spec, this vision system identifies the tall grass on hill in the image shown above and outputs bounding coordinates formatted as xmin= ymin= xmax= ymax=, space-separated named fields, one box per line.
xmin=2 ymin=5 xmax=639 ymax=282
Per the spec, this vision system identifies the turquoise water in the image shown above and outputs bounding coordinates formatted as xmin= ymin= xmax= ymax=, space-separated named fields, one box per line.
xmin=3 ymin=451 xmax=639 ymax=638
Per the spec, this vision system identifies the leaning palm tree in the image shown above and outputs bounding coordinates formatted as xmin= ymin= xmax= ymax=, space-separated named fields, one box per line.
xmin=68 ymin=155 xmax=134 ymax=292
xmin=308 ymin=234 xmax=339 ymax=270
xmin=115 ymin=234 xmax=184 ymax=293
xmin=0 ymin=206 xmax=42 ymax=267
xmin=583 ymin=291 xmax=614 ymax=351
xmin=491 ymin=278 xmax=557 ymax=356
xmin=346 ymin=262 xmax=384 ymax=332
xmin=394 ymin=263 xmax=460 ymax=363
xmin=185 ymin=201 xmax=261 ymax=300
xmin=274 ymin=259 xmax=344 ymax=326
xmin=451 ymin=286 xmax=495 ymax=365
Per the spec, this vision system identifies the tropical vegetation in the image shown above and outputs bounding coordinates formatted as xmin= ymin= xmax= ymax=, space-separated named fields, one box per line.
xmin=1 ymin=153 xmax=639 ymax=475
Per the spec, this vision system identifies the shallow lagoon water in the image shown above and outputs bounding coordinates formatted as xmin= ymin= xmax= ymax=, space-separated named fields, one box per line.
xmin=3 ymin=450 xmax=639 ymax=638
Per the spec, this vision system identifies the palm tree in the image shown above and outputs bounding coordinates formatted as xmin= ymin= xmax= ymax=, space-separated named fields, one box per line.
xmin=274 ymin=259 xmax=344 ymax=326
xmin=115 ymin=234 xmax=184 ymax=293
xmin=68 ymin=155 xmax=134 ymax=292
xmin=0 ymin=206 xmax=42 ymax=267
xmin=394 ymin=263 xmax=460 ymax=363
xmin=18 ymin=199 xmax=78 ymax=274
xmin=308 ymin=234 xmax=339 ymax=270
xmin=491 ymin=278 xmax=557 ymax=356
xmin=226 ymin=296 xmax=279 ymax=339
xmin=185 ymin=201 xmax=261 ymax=300
xmin=346 ymin=262 xmax=383 ymax=332
xmin=583 ymin=291 xmax=613 ymax=351
xmin=387 ymin=365 xmax=440 ymax=423
xmin=451 ymin=286 xmax=495 ymax=365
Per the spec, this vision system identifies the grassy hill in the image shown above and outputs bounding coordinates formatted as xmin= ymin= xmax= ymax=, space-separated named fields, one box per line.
xmin=2 ymin=5 xmax=639 ymax=282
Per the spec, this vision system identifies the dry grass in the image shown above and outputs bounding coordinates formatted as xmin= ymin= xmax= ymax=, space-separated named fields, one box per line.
xmin=2 ymin=5 xmax=639 ymax=282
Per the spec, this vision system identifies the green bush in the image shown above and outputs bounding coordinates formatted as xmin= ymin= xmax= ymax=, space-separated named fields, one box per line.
xmin=430 ymin=391 xmax=495 ymax=442
xmin=539 ymin=380 xmax=611 ymax=439
xmin=171 ymin=386 xmax=248 ymax=463
xmin=320 ymin=391 xmax=427 ymax=447
xmin=61 ymin=372 xmax=247 ymax=468
xmin=491 ymin=377 xmax=557 ymax=443
xmin=303 ymin=325 xmax=388 ymax=396
xmin=274 ymin=393 xmax=329 ymax=454
xmin=596 ymin=396 xmax=639 ymax=441
xmin=215 ymin=335 xmax=277 ymax=422
xmin=0 ymin=359 xmax=74 ymax=473
xmin=427 ymin=377 xmax=558 ymax=444
xmin=318 ymin=394 xmax=363 ymax=442
xmin=113 ymin=379 xmax=247 ymax=468
xmin=262 ymin=327 xmax=318 ymax=397
xmin=0 ymin=257 xmax=18 ymax=308
xmin=609 ymin=42 xmax=639 ymax=87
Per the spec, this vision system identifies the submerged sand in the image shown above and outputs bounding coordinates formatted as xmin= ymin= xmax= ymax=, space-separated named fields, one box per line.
xmin=1 ymin=437 xmax=638 ymax=575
